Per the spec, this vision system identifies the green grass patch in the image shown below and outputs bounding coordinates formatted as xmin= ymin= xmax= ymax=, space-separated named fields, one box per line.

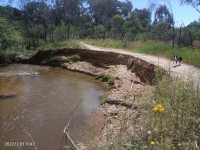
xmin=42 ymin=56 xmax=70 ymax=64
xmin=96 ymin=73 xmax=115 ymax=85
xmin=70 ymin=55 xmax=81 ymax=61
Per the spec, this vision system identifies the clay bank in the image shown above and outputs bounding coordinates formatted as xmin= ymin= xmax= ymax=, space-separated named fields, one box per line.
xmin=16 ymin=48 xmax=160 ymax=149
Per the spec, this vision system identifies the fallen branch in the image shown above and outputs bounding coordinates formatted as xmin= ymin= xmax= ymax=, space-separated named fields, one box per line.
xmin=63 ymin=118 xmax=79 ymax=150
xmin=24 ymin=131 xmax=38 ymax=150
xmin=104 ymin=99 xmax=138 ymax=109
xmin=127 ymin=81 xmax=134 ymax=95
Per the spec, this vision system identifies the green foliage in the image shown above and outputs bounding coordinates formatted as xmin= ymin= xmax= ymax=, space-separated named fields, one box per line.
xmin=70 ymin=55 xmax=81 ymax=61
xmin=0 ymin=51 xmax=16 ymax=65
xmin=94 ymin=25 xmax=105 ymax=39
xmin=42 ymin=56 xmax=70 ymax=65
xmin=99 ymin=94 xmax=108 ymax=104
xmin=97 ymin=73 xmax=115 ymax=85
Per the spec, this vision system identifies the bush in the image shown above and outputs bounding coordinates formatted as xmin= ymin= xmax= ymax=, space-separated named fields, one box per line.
xmin=0 ymin=51 xmax=16 ymax=65
xmin=97 ymin=73 xmax=115 ymax=85
xmin=70 ymin=55 xmax=81 ymax=61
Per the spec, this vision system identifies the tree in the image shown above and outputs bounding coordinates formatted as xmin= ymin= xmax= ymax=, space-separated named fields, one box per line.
xmin=180 ymin=0 xmax=200 ymax=13
xmin=134 ymin=8 xmax=151 ymax=31
xmin=154 ymin=5 xmax=173 ymax=28
xmin=123 ymin=11 xmax=142 ymax=41
xmin=111 ymin=15 xmax=123 ymax=39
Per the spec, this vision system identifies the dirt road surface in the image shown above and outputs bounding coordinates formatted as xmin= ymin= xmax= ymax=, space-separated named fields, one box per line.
xmin=81 ymin=42 xmax=200 ymax=82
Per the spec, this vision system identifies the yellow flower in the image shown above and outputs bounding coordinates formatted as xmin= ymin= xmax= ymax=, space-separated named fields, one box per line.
xmin=103 ymin=112 xmax=106 ymax=115
xmin=169 ymin=59 xmax=172 ymax=63
xmin=151 ymin=141 xmax=155 ymax=145
xmin=153 ymin=106 xmax=158 ymax=111
xmin=180 ymin=78 xmax=187 ymax=83
xmin=157 ymin=104 xmax=162 ymax=108
xmin=121 ymin=102 xmax=124 ymax=104
xmin=159 ymin=107 xmax=165 ymax=112
xmin=153 ymin=104 xmax=165 ymax=112
xmin=115 ymin=115 xmax=119 ymax=118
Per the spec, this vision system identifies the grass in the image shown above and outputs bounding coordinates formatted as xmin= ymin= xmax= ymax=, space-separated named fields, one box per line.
xmin=96 ymin=73 xmax=115 ymax=85
xmin=136 ymin=73 xmax=200 ymax=149
xmin=84 ymin=39 xmax=200 ymax=67
xmin=42 ymin=56 xmax=70 ymax=65
xmin=70 ymin=55 xmax=81 ymax=61
xmin=37 ymin=40 xmax=86 ymax=51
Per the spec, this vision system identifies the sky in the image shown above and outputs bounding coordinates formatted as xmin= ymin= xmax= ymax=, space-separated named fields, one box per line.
xmin=120 ymin=0 xmax=200 ymax=26
xmin=0 ymin=0 xmax=199 ymax=27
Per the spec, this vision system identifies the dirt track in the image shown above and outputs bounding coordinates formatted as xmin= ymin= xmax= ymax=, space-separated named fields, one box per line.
xmin=81 ymin=42 xmax=200 ymax=81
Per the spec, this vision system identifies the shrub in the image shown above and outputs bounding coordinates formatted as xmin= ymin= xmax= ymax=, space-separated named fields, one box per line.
xmin=70 ymin=55 xmax=81 ymax=61
xmin=97 ymin=73 xmax=115 ymax=85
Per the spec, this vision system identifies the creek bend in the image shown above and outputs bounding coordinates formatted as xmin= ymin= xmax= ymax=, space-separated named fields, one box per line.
xmin=0 ymin=64 xmax=105 ymax=150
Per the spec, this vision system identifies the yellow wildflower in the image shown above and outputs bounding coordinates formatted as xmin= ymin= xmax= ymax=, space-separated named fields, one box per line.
xmin=180 ymin=78 xmax=187 ymax=83
xmin=103 ymin=112 xmax=106 ymax=115
xmin=157 ymin=104 xmax=162 ymax=108
xmin=121 ymin=102 xmax=124 ymax=104
xmin=153 ymin=104 xmax=165 ymax=112
xmin=115 ymin=115 xmax=119 ymax=118
xmin=151 ymin=141 xmax=155 ymax=145
xmin=159 ymin=107 xmax=165 ymax=112
xmin=169 ymin=59 xmax=172 ymax=63
xmin=153 ymin=106 xmax=158 ymax=111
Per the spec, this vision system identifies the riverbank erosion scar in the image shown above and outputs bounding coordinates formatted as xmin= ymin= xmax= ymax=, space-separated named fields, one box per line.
xmin=27 ymin=48 xmax=158 ymax=85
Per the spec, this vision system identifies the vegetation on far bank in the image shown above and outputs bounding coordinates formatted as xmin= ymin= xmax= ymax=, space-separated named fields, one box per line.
xmin=84 ymin=39 xmax=200 ymax=67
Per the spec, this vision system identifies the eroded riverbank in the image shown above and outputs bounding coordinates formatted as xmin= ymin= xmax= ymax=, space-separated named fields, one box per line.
xmin=10 ymin=48 xmax=159 ymax=149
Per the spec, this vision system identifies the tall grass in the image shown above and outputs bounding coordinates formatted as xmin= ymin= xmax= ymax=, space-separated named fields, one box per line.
xmin=84 ymin=39 xmax=200 ymax=67
xmin=137 ymin=74 xmax=200 ymax=149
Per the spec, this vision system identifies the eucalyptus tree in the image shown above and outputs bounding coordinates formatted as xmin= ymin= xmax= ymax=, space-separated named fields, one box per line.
xmin=153 ymin=5 xmax=173 ymax=42
xmin=180 ymin=0 xmax=200 ymax=13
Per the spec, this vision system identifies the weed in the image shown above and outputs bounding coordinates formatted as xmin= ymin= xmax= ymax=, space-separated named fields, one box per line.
xmin=42 ymin=56 xmax=70 ymax=64
xmin=97 ymin=73 xmax=115 ymax=85
xmin=70 ymin=55 xmax=81 ymax=61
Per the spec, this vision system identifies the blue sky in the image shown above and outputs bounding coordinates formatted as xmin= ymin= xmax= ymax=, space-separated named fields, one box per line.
xmin=1 ymin=0 xmax=199 ymax=26
xmin=120 ymin=0 xmax=200 ymax=26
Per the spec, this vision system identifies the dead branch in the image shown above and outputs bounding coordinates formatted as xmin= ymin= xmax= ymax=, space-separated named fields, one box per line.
xmin=24 ymin=131 xmax=38 ymax=150
xmin=63 ymin=118 xmax=79 ymax=150
xmin=127 ymin=81 xmax=134 ymax=95
xmin=104 ymin=99 xmax=138 ymax=109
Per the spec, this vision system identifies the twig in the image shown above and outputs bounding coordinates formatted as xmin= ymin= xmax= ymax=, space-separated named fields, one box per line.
xmin=24 ymin=131 xmax=38 ymax=150
xmin=63 ymin=118 xmax=79 ymax=150
xmin=127 ymin=81 xmax=134 ymax=95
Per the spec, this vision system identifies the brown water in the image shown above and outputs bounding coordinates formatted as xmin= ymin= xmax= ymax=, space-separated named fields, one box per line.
xmin=0 ymin=64 xmax=105 ymax=150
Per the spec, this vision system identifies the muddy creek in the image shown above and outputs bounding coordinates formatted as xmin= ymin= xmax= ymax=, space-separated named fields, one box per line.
xmin=0 ymin=64 xmax=105 ymax=150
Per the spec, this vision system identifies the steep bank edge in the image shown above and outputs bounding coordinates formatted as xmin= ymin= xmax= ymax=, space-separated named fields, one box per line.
xmin=26 ymin=48 xmax=158 ymax=85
